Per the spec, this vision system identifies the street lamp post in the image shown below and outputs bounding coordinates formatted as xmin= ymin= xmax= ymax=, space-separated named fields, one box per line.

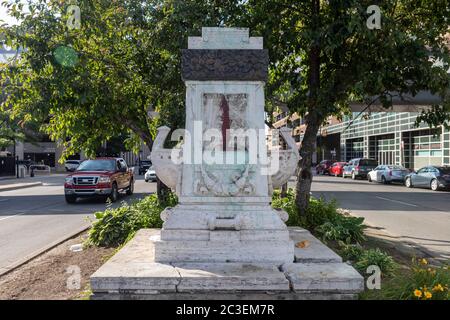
xmin=16 ymin=155 xmax=19 ymax=178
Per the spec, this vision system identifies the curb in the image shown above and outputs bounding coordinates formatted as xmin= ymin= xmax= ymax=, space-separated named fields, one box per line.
xmin=348 ymin=215 xmax=445 ymax=264
xmin=0 ymin=182 xmax=43 ymax=192
xmin=363 ymin=225 xmax=442 ymax=262
xmin=0 ymin=224 xmax=91 ymax=278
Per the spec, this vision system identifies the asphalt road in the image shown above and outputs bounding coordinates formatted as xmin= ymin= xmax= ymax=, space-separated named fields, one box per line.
xmin=303 ymin=174 xmax=450 ymax=260
xmin=0 ymin=175 xmax=156 ymax=275
xmin=1 ymin=171 xmax=449 ymax=274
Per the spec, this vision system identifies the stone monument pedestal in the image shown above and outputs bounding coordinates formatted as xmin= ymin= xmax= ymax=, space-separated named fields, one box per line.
xmin=90 ymin=27 xmax=364 ymax=299
xmin=90 ymin=228 xmax=364 ymax=300
xmin=153 ymin=201 xmax=294 ymax=264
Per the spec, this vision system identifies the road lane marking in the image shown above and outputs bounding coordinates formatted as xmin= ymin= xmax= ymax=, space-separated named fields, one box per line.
xmin=0 ymin=212 xmax=26 ymax=222
xmin=0 ymin=199 xmax=9 ymax=202
xmin=375 ymin=196 xmax=418 ymax=207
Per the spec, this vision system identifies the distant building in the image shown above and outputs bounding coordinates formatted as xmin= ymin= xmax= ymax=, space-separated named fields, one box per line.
xmin=271 ymin=110 xmax=450 ymax=170
xmin=6 ymin=134 xmax=151 ymax=172
xmin=326 ymin=112 xmax=449 ymax=170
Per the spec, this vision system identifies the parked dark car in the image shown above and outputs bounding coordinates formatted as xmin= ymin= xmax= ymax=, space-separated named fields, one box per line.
xmin=405 ymin=166 xmax=450 ymax=191
xmin=138 ymin=160 xmax=152 ymax=175
xmin=316 ymin=160 xmax=334 ymax=175
xmin=342 ymin=158 xmax=378 ymax=179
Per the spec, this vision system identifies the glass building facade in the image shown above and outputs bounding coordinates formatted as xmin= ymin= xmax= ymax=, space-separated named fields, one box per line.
xmin=323 ymin=112 xmax=450 ymax=170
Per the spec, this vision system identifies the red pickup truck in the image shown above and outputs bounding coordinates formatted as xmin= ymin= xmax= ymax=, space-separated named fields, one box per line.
xmin=64 ymin=157 xmax=134 ymax=204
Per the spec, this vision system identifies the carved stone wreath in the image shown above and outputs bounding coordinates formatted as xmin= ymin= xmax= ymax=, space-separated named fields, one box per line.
xmin=195 ymin=164 xmax=255 ymax=196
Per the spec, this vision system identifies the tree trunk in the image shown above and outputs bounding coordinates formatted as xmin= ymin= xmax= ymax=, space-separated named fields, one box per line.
xmin=294 ymin=0 xmax=322 ymax=218
xmin=295 ymin=114 xmax=321 ymax=217
xmin=280 ymin=182 xmax=288 ymax=198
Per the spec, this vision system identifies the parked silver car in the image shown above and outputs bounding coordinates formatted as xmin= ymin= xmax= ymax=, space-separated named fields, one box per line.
xmin=367 ymin=165 xmax=409 ymax=184
xmin=405 ymin=166 xmax=450 ymax=191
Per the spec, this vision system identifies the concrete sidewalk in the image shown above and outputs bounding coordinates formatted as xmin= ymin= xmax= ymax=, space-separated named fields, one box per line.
xmin=0 ymin=174 xmax=63 ymax=192
xmin=0 ymin=181 xmax=43 ymax=192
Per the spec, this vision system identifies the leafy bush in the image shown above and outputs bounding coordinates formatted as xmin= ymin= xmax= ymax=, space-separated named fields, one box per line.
xmin=339 ymin=243 xmax=365 ymax=261
xmin=353 ymin=248 xmax=397 ymax=276
xmin=361 ymin=258 xmax=450 ymax=300
xmin=271 ymin=188 xmax=366 ymax=244
xmin=86 ymin=192 xmax=178 ymax=247
xmin=303 ymin=197 xmax=342 ymax=229
xmin=271 ymin=189 xmax=342 ymax=228
xmin=271 ymin=189 xmax=298 ymax=226
xmin=315 ymin=215 xmax=366 ymax=244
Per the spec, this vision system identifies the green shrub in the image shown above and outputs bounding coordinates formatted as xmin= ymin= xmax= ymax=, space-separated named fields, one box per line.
xmin=360 ymin=258 xmax=450 ymax=300
xmin=339 ymin=243 xmax=365 ymax=261
xmin=271 ymin=189 xmax=341 ymax=228
xmin=353 ymin=248 xmax=397 ymax=276
xmin=303 ymin=197 xmax=341 ymax=229
xmin=86 ymin=192 xmax=178 ymax=247
xmin=271 ymin=189 xmax=298 ymax=226
xmin=315 ymin=214 xmax=366 ymax=244
xmin=272 ymin=188 xmax=366 ymax=244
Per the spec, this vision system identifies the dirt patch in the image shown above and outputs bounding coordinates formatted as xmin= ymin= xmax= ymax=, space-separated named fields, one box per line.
xmin=0 ymin=232 xmax=115 ymax=300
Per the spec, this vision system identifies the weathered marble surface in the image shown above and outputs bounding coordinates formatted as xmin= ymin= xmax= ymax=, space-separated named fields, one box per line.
xmin=90 ymin=230 xmax=180 ymax=293
xmin=150 ymin=27 xmax=299 ymax=264
xmin=174 ymin=263 xmax=290 ymax=292
xmin=290 ymin=228 xmax=343 ymax=263
xmin=181 ymin=49 xmax=269 ymax=81
xmin=282 ymin=262 xmax=364 ymax=293
xmin=91 ymin=28 xmax=364 ymax=300
xmin=188 ymin=27 xmax=263 ymax=50
xmin=90 ymin=229 xmax=364 ymax=299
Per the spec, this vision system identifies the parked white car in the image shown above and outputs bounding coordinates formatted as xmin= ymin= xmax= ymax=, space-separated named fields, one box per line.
xmin=367 ymin=165 xmax=409 ymax=184
xmin=144 ymin=167 xmax=157 ymax=182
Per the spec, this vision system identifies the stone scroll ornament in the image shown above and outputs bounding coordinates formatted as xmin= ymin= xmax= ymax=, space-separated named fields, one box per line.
xmin=269 ymin=127 xmax=301 ymax=192
xmin=151 ymin=126 xmax=299 ymax=196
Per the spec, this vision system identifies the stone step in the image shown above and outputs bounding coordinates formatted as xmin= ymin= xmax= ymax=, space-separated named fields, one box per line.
xmin=173 ymin=263 xmax=290 ymax=292
xmin=90 ymin=229 xmax=364 ymax=299
xmin=91 ymin=262 xmax=179 ymax=293
xmin=289 ymin=227 xmax=343 ymax=263
xmin=282 ymin=262 xmax=364 ymax=293
xmin=154 ymin=238 xmax=294 ymax=263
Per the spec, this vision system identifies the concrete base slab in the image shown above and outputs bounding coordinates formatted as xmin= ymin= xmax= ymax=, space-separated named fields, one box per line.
xmin=289 ymin=228 xmax=342 ymax=263
xmin=90 ymin=229 xmax=364 ymax=299
xmin=282 ymin=262 xmax=364 ymax=293
xmin=154 ymin=238 xmax=294 ymax=263
xmin=174 ymin=263 xmax=290 ymax=292
xmin=92 ymin=292 xmax=358 ymax=300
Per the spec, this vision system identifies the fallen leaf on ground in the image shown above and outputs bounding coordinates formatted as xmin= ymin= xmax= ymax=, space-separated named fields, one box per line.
xmin=295 ymin=240 xmax=310 ymax=248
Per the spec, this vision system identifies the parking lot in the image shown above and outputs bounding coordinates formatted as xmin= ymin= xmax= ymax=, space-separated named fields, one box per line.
xmin=303 ymin=173 xmax=450 ymax=260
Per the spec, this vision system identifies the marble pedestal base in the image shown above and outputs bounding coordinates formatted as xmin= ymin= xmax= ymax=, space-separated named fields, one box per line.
xmin=154 ymin=203 xmax=295 ymax=264
xmin=90 ymin=228 xmax=364 ymax=300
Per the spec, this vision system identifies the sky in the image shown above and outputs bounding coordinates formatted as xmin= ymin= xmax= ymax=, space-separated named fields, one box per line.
xmin=0 ymin=1 xmax=20 ymax=26
xmin=0 ymin=4 xmax=20 ymax=62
